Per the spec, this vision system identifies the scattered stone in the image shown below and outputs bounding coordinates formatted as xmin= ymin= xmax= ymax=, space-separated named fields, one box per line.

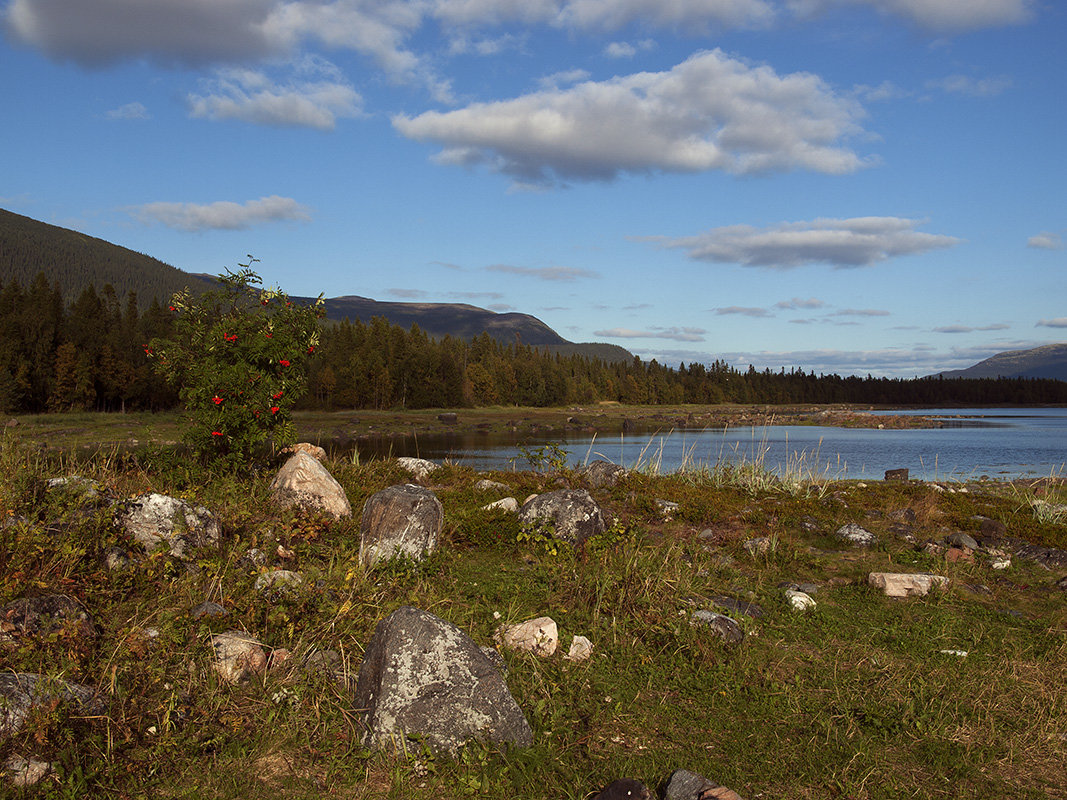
xmin=868 ymin=572 xmax=949 ymax=597
xmin=946 ymin=547 xmax=974 ymax=563
xmin=991 ymin=558 xmax=1012 ymax=570
xmin=711 ymin=596 xmax=763 ymax=618
xmin=359 ymin=484 xmax=443 ymax=567
xmin=1 ymin=593 xmax=97 ymax=644
xmin=210 ymin=631 xmax=268 ymax=684
xmin=884 ymin=468 xmax=909 ymax=482
xmin=945 ymin=531 xmax=979 ymax=551
xmin=835 ymin=523 xmax=877 ymax=546
xmin=785 ymin=590 xmax=816 ymax=611
xmin=592 ymin=778 xmax=651 ymax=800
xmin=963 ymin=583 xmax=992 ymax=595
xmin=240 ymin=547 xmax=268 ymax=568
xmin=0 ymin=673 xmax=104 ymax=737
xmin=779 ymin=581 xmax=819 ymax=594
xmin=353 ymin=606 xmax=533 ymax=755
xmin=665 ymin=768 xmax=745 ymax=800
xmin=939 ymin=649 xmax=968 ymax=657
xmin=281 ymin=442 xmax=327 ymax=461
xmin=474 ymin=478 xmax=509 ymax=492
xmin=564 ymin=635 xmax=593 ymax=662
xmin=5 ymin=755 xmax=53 ymax=787
xmin=690 ymin=611 xmax=744 ymax=644
xmin=578 ymin=459 xmax=629 ymax=488
xmin=269 ymin=451 xmax=351 ymax=519
xmin=743 ymin=536 xmax=775 ymax=556
xmin=114 ymin=493 xmax=221 ymax=559
xmin=191 ymin=601 xmax=228 ymax=620
xmin=518 ymin=489 xmax=606 ymax=546
xmin=1012 ymin=541 xmax=1067 ymax=569
xmin=1056 ymin=575 xmax=1067 ymax=592
xmin=656 ymin=499 xmax=680 ymax=519
xmin=437 ymin=412 xmax=458 ymax=424
xmin=104 ymin=545 xmax=133 ymax=572
xmin=495 ymin=616 xmax=558 ymax=657
xmin=482 ymin=497 xmax=519 ymax=513
xmin=302 ymin=648 xmax=349 ymax=683
xmin=45 ymin=475 xmax=101 ymax=499
xmin=396 ymin=457 xmax=440 ymax=482
xmin=5 ymin=418 xmax=17 ymax=428
xmin=254 ymin=569 xmax=304 ymax=593
xmin=979 ymin=517 xmax=1008 ymax=539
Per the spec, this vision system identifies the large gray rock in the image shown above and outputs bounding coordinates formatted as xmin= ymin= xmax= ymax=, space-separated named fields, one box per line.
xmin=518 ymin=489 xmax=606 ymax=546
xmin=114 ymin=493 xmax=220 ymax=558
xmin=665 ymin=769 xmax=745 ymax=800
xmin=578 ymin=460 xmax=629 ymax=488
xmin=353 ymin=606 xmax=533 ymax=755
xmin=269 ymin=451 xmax=351 ymax=519
xmin=0 ymin=673 xmax=103 ymax=737
xmin=359 ymin=484 xmax=443 ymax=567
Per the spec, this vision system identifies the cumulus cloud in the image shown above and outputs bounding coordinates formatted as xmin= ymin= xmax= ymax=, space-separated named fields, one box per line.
xmin=188 ymin=60 xmax=362 ymax=129
xmin=486 ymin=264 xmax=600 ymax=280
xmin=1037 ymin=318 xmax=1067 ymax=329
xmin=714 ymin=306 xmax=773 ymax=317
xmin=106 ymin=101 xmax=150 ymax=120
xmin=787 ymin=0 xmax=1034 ymax=30
xmin=393 ymin=49 xmax=869 ymax=187
xmin=647 ymin=216 xmax=959 ymax=269
xmin=537 ymin=69 xmax=591 ymax=89
xmin=431 ymin=0 xmax=776 ymax=30
xmin=594 ymin=326 xmax=707 ymax=342
xmin=1027 ymin=232 xmax=1063 ymax=250
xmin=927 ymin=74 xmax=1012 ymax=97
xmin=132 ymin=195 xmax=312 ymax=231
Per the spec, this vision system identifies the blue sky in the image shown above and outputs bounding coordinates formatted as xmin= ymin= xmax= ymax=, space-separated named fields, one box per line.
xmin=2 ymin=0 xmax=1064 ymax=378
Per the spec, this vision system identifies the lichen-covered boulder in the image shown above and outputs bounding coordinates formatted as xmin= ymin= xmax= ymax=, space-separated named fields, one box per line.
xmin=353 ymin=606 xmax=533 ymax=755
xmin=396 ymin=457 xmax=440 ymax=482
xmin=0 ymin=673 xmax=104 ymax=737
xmin=114 ymin=493 xmax=220 ymax=559
xmin=359 ymin=484 xmax=443 ymax=567
xmin=518 ymin=489 xmax=606 ymax=546
xmin=578 ymin=460 xmax=628 ymax=488
xmin=269 ymin=452 xmax=351 ymax=519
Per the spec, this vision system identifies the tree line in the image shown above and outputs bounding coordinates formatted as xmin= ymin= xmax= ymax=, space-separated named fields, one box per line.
xmin=2 ymin=274 xmax=1065 ymax=415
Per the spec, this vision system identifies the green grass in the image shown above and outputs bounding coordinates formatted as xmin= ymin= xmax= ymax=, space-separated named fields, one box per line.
xmin=1 ymin=428 xmax=1065 ymax=799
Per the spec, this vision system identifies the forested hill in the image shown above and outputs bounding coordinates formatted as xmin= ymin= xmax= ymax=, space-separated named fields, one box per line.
xmin=935 ymin=344 xmax=1067 ymax=381
xmin=0 ymin=208 xmax=213 ymax=304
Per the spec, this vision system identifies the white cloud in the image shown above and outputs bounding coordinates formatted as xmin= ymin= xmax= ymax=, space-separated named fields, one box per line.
xmin=927 ymin=74 xmax=1012 ymax=97
xmin=538 ymin=69 xmax=592 ymax=89
xmin=714 ymin=306 xmax=773 ymax=317
xmin=1027 ymin=232 xmax=1063 ymax=250
xmin=604 ymin=38 xmax=655 ymax=58
xmin=431 ymin=0 xmax=775 ymax=30
xmin=188 ymin=62 xmax=362 ymax=129
xmin=775 ymin=297 xmax=826 ymax=309
xmin=934 ymin=323 xmax=1010 ymax=333
xmin=132 ymin=195 xmax=312 ymax=231
xmin=647 ymin=216 xmax=959 ymax=269
xmin=486 ymin=264 xmax=600 ymax=280
xmin=594 ymin=326 xmax=707 ymax=342
xmin=394 ymin=49 xmax=869 ymax=186
xmin=106 ymin=101 xmax=150 ymax=120
xmin=833 ymin=308 xmax=890 ymax=317
xmin=787 ymin=0 xmax=1034 ymax=31
xmin=1037 ymin=318 xmax=1067 ymax=329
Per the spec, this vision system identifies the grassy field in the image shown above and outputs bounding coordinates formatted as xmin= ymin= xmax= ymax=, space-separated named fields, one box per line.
xmin=1 ymin=424 xmax=1065 ymax=799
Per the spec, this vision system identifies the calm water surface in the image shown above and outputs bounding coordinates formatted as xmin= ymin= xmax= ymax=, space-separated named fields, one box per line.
xmin=349 ymin=407 xmax=1067 ymax=480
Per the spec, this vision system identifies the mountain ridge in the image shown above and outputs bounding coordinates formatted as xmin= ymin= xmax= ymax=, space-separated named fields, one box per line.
xmin=935 ymin=343 xmax=1067 ymax=381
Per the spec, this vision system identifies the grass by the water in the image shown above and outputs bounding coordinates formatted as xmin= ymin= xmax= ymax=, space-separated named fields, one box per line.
xmin=1 ymin=424 xmax=1065 ymax=799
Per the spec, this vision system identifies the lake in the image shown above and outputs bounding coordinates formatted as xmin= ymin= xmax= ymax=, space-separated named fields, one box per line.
xmin=348 ymin=407 xmax=1067 ymax=481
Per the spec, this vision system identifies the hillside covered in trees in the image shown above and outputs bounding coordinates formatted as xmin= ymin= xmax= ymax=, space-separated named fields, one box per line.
xmin=1 ymin=273 xmax=1065 ymax=416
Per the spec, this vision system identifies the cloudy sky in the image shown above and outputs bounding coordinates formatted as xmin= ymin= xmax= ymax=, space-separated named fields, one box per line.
xmin=2 ymin=0 xmax=1064 ymax=377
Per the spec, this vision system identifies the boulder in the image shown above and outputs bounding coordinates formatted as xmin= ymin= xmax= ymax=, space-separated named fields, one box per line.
xmin=495 ymin=616 xmax=558 ymax=657
xmin=281 ymin=442 xmax=327 ymax=461
xmin=1 ymin=594 xmax=98 ymax=644
xmin=578 ymin=460 xmax=629 ymax=488
xmin=868 ymin=572 xmax=949 ymax=597
xmin=518 ymin=489 xmax=606 ymax=546
xmin=210 ymin=631 xmax=268 ymax=684
xmin=396 ymin=457 xmax=440 ymax=482
xmin=359 ymin=484 xmax=443 ymax=567
xmin=114 ymin=493 xmax=220 ymax=559
xmin=353 ymin=606 xmax=533 ymax=755
xmin=0 ymin=673 xmax=103 ymax=737
xmin=269 ymin=451 xmax=351 ymax=519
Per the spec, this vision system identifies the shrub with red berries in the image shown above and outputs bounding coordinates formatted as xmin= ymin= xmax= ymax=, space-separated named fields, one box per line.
xmin=146 ymin=259 xmax=324 ymax=463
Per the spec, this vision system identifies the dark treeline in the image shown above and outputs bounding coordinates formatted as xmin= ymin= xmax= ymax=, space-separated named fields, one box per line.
xmin=2 ymin=274 xmax=1066 ymax=414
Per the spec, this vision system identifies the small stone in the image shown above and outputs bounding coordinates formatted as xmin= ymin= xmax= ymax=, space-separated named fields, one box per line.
xmin=743 ymin=536 xmax=774 ymax=556
xmin=868 ymin=572 xmax=949 ymax=597
xmin=664 ymin=768 xmax=745 ymax=800
xmin=656 ymin=499 xmax=680 ymax=519
xmin=564 ymin=635 xmax=593 ymax=662
xmin=254 ymin=569 xmax=304 ymax=593
xmin=474 ymin=479 xmax=509 ymax=492
xmin=939 ymin=649 xmax=968 ymax=657
xmin=191 ymin=601 xmax=228 ymax=619
xmin=884 ymin=468 xmax=909 ymax=482
xmin=785 ymin=590 xmax=816 ymax=611
xmin=945 ymin=547 xmax=973 ymax=563
xmin=495 ymin=616 xmax=558 ymax=657
xmin=482 ymin=497 xmax=519 ymax=513
xmin=396 ymin=457 xmax=440 ymax=481
xmin=945 ymin=531 xmax=979 ymax=551
xmin=991 ymin=558 xmax=1011 ymax=570
xmin=690 ymin=611 xmax=744 ymax=644
xmin=592 ymin=778 xmax=651 ymax=800
xmin=5 ymin=755 xmax=53 ymax=787
xmin=711 ymin=596 xmax=763 ymax=618
xmin=835 ymin=523 xmax=876 ymax=546
xmin=578 ymin=460 xmax=629 ymax=488
xmin=210 ymin=631 xmax=268 ymax=684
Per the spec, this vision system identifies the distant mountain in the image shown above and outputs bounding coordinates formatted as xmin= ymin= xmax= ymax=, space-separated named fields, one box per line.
xmin=936 ymin=344 xmax=1067 ymax=381
xmin=1 ymin=207 xmax=633 ymax=363
xmin=0 ymin=207 xmax=214 ymax=304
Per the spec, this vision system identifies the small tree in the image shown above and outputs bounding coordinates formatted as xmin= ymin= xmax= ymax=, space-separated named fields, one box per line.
xmin=147 ymin=260 xmax=324 ymax=463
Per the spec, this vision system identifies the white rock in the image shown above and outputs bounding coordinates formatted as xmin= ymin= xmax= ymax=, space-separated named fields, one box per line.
xmin=564 ymin=635 xmax=593 ymax=662
xmin=269 ymin=452 xmax=351 ymax=519
xmin=991 ymin=558 xmax=1011 ymax=570
xmin=495 ymin=616 xmax=558 ymax=657
xmin=868 ymin=572 xmax=949 ymax=598
xmin=785 ymin=590 xmax=816 ymax=611
xmin=482 ymin=497 xmax=519 ymax=513
xmin=211 ymin=631 xmax=268 ymax=684
xmin=836 ymin=523 xmax=876 ymax=546
xmin=6 ymin=755 xmax=53 ymax=787
xmin=396 ymin=457 xmax=440 ymax=481
xmin=254 ymin=569 xmax=304 ymax=592
xmin=939 ymin=649 xmax=968 ymax=657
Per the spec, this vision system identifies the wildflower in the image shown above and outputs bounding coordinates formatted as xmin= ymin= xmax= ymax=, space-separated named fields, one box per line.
xmin=213 ymin=395 xmax=224 ymax=405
